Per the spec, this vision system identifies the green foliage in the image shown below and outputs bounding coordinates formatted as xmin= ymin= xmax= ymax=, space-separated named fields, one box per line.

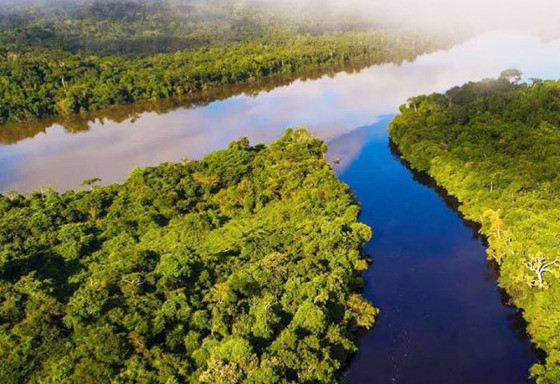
xmin=0 ymin=0 xmax=379 ymax=55
xmin=0 ymin=0 xmax=441 ymax=126
xmin=390 ymin=76 xmax=560 ymax=383
xmin=0 ymin=129 xmax=376 ymax=383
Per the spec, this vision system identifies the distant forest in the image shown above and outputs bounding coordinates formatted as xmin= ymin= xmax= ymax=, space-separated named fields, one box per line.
xmin=390 ymin=74 xmax=560 ymax=383
xmin=0 ymin=0 xmax=443 ymax=125
xmin=0 ymin=0 xmax=383 ymax=55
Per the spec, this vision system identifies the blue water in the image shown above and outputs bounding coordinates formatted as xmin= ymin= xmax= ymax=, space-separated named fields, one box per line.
xmin=338 ymin=118 xmax=536 ymax=383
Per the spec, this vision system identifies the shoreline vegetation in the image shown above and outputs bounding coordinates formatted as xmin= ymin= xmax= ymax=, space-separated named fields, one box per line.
xmin=0 ymin=59 xmax=403 ymax=145
xmin=389 ymin=74 xmax=560 ymax=383
xmin=0 ymin=0 xmax=448 ymax=127
xmin=0 ymin=129 xmax=377 ymax=383
xmin=0 ymin=31 xmax=441 ymax=127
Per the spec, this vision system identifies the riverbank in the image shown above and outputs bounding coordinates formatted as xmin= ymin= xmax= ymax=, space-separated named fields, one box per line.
xmin=389 ymin=78 xmax=560 ymax=382
xmin=1 ymin=30 xmax=441 ymax=126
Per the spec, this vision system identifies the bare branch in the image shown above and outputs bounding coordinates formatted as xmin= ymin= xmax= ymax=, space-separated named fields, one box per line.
xmin=524 ymin=254 xmax=560 ymax=289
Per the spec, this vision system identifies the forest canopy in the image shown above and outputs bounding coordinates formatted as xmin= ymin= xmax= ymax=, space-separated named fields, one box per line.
xmin=389 ymin=76 xmax=560 ymax=383
xmin=0 ymin=0 xmax=443 ymax=125
xmin=0 ymin=129 xmax=376 ymax=383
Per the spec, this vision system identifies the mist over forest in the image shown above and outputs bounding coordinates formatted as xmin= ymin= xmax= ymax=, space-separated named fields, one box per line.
xmin=1 ymin=0 xmax=559 ymax=38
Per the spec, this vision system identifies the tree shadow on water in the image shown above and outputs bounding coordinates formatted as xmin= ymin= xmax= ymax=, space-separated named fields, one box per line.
xmin=388 ymin=138 xmax=546 ymax=362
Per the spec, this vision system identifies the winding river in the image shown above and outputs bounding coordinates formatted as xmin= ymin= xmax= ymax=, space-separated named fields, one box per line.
xmin=2 ymin=31 xmax=560 ymax=383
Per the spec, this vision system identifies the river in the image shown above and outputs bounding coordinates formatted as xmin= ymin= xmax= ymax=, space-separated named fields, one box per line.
xmin=338 ymin=119 xmax=538 ymax=383
xmin=2 ymin=31 xmax=560 ymax=383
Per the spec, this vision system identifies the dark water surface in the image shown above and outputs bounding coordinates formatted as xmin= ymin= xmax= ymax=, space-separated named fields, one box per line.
xmin=2 ymin=31 xmax=560 ymax=383
xmin=337 ymin=119 xmax=537 ymax=383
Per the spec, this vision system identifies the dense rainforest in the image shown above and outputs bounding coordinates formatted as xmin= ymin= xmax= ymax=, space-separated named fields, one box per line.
xmin=0 ymin=0 xmax=442 ymax=125
xmin=0 ymin=129 xmax=376 ymax=383
xmin=389 ymin=74 xmax=560 ymax=383
xmin=0 ymin=60 xmax=369 ymax=145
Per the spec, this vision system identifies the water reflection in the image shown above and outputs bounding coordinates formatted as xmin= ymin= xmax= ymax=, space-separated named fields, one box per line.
xmin=0 ymin=62 xmax=372 ymax=145
xmin=0 ymin=31 xmax=559 ymax=193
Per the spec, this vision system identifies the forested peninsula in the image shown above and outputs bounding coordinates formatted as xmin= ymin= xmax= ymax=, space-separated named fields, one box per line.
xmin=0 ymin=129 xmax=376 ymax=383
xmin=389 ymin=74 xmax=560 ymax=383
xmin=0 ymin=0 xmax=440 ymax=126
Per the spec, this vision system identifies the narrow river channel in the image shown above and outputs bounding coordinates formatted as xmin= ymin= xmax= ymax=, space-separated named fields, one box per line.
xmin=337 ymin=118 xmax=537 ymax=383
xmin=2 ymin=31 xmax=560 ymax=383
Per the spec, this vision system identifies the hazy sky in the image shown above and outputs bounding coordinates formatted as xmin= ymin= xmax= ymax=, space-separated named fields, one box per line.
xmin=259 ymin=0 xmax=560 ymax=37
xmin=372 ymin=0 xmax=560 ymax=35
